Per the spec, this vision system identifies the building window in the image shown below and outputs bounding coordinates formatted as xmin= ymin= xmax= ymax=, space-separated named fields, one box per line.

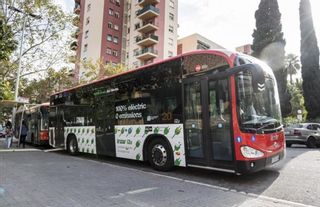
xmin=107 ymin=34 xmax=113 ymax=42
xmin=86 ymin=17 xmax=90 ymax=25
xmin=134 ymin=23 xmax=140 ymax=30
xmin=168 ymin=38 xmax=173 ymax=46
xmin=169 ymin=0 xmax=174 ymax=8
xmin=108 ymin=22 xmax=113 ymax=29
xmin=169 ymin=25 xmax=174 ymax=33
xmin=133 ymin=48 xmax=138 ymax=56
xmin=197 ymin=40 xmax=210 ymax=50
xmin=169 ymin=13 xmax=174 ymax=21
xmin=84 ymin=44 xmax=88 ymax=52
xmin=115 ymin=0 xmax=120 ymax=6
xmin=168 ymin=51 xmax=173 ymax=57
xmin=87 ymin=3 xmax=91 ymax=12
xmin=112 ymin=50 xmax=118 ymax=57
xmin=113 ymin=36 xmax=118 ymax=44
xmin=114 ymin=24 xmax=119 ymax=31
xmin=115 ymin=11 xmax=120 ymax=18
xmin=106 ymin=47 xmax=112 ymax=55
xmin=109 ymin=8 xmax=114 ymax=16
xmin=85 ymin=30 xmax=89 ymax=39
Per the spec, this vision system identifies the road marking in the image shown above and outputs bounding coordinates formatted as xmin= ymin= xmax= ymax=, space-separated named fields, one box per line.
xmin=110 ymin=188 xmax=158 ymax=199
xmin=69 ymin=156 xmax=315 ymax=207
xmin=0 ymin=148 xmax=40 ymax=152
xmin=126 ymin=187 xmax=158 ymax=195
xmin=43 ymin=148 xmax=64 ymax=152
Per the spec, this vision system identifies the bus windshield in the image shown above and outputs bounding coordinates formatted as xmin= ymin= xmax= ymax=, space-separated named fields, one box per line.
xmin=236 ymin=68 xmax=282 ymax=132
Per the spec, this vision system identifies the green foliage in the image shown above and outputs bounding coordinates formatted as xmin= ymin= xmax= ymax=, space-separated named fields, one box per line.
xmin=284 ymin=54 xmax=301 ymax=85
xmin=79 ymin=59 xmax=127 ymax=84
xmin=287 ymin=82 xmax=307 ymax=119
xmin=252 ymin=0 xmax=286 ymax=60
xmin=299 ymin=0 xmax=320 ymax=120
xmin=252 ymin=0 xmax=290 ymax=117
xmin=0 ymin=0 xmax=72 ymax=86
xmin=0 ymin=15 xmax=17 ymax=61
xmin=21 ymin=67 xmax=73 ymax=103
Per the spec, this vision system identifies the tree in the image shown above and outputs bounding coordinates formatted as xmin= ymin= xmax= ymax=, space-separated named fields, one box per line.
xmin=285 ymin=54 xmax=301 ymax=85
xmin=299 ymin=0 xmax=320 ymax=120
xmin=22 ymin=68 xmax=73 ymax=103
xmin=252 ymin=0 xmax=291 ymax=117
xmin=0 ymin=14 xmax=17 ymax=61
xmin=79 ymin=59 xmax=127 ymax=84
xmin=0 ymin=0 xmax=73 ymax=85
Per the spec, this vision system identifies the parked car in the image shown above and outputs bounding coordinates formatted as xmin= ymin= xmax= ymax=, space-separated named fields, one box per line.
xmin=285 ymin=123 xmax=320 ymax=148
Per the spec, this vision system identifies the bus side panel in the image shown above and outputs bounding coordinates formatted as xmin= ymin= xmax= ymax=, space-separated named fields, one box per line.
xmin=115 ymin=124 xmax=186 ymax=167
xmin=64 ymin=126 xmax=97 ymax=154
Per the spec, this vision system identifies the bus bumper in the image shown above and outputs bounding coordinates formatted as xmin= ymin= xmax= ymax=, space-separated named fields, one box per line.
xmin=236 ymin=150 xmax=285 ymax=174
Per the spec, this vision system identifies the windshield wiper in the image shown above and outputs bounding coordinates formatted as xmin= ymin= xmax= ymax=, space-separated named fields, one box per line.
xmin=256 ymin=121 xmax=282 ymax=133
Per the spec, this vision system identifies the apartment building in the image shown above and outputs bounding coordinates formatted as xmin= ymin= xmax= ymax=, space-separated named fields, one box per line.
xmin=72 ymin=0 xmax=178 ymax=81
xmin=126 ymin=0 xmax=178 ymax=68
xmin=177 ymin=33 xmax=225 ymax=55
xmin=72 ymin=0 xmax=124 ymax=80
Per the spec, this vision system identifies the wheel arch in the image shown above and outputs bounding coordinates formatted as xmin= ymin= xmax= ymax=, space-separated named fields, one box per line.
xmin=66 ymin=133 xmax=77 ymax=149
xmin=143 ymin=134 xmax=172 ymax=161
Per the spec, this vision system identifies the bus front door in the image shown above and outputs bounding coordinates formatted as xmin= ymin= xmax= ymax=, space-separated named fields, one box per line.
xmin=183 ymin=76 xmax=234 ymax=171
xmin=50 ymin=107 xmax=65 ymax=148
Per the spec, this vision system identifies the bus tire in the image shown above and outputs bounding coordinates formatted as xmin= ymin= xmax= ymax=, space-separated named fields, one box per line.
xmin=67 ymin=135 xmax=79 ymax=155
xmin=306 ymin=137 xmax=316 ymax=148
xmin=147 ymin=138 xmax=174 ymax=171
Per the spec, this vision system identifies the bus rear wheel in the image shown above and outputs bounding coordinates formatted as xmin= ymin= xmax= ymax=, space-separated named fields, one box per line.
xmin=67 ymin=136 xmax=79 ymax=155
xmin=147 ymin=138 xmax=174 ymax=171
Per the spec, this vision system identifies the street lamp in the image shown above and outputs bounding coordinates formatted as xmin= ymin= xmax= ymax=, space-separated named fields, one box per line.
xmin=9 ymin=5 xmax=41 ymax=143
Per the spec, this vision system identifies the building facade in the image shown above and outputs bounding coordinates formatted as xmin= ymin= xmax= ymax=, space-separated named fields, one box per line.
xmin=177 ymin=33 xmax=225 ymax=55
xmin=72 ymin=0 xmax=178 ymax=81
xmin=235 ymin=44 xmax=253 ymax=55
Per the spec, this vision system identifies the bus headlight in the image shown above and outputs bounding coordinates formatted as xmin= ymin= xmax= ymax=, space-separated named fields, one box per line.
xmin=240 ymin=146 xmax=264 ymax=158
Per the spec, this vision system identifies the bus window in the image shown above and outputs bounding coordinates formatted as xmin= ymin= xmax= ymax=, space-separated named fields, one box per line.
xmin=208 ymin=79 xmax=232 ymax=161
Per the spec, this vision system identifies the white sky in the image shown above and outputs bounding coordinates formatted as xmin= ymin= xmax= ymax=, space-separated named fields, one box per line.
xmin=57 ymin=0 xmax=320 ymax=56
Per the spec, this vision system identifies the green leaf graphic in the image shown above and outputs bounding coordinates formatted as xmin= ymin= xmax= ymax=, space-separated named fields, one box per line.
xmin=172 ymin=127 xmax=182 ymax=138
xmin=134 ymin=140 xmax=141 ymax=150
xmin=134 ymin=127 xmax=141 ymax=137
xmin=164 ymin=127 xmax=170 ymax=135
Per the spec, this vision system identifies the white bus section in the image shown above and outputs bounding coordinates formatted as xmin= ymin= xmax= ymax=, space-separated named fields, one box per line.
xmin=115 ymin=124 xmax=185 ymax=167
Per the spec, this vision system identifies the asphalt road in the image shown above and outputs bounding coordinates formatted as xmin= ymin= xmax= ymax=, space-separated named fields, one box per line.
xmin=0 ymin=142 xmax=319 ymax=207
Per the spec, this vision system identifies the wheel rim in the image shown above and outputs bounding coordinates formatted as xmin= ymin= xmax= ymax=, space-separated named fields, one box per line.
xmin=69 ymin=139 xmax=77 ymax=153
xmin=151 ymin=144 xmax=167 ymax=167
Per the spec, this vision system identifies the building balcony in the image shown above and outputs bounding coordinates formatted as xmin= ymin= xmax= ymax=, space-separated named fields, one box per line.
xmin=138 ymin=0 xmax=160 ymax=7
xmin=135 ymin=48 xmax=158 ymax=60
xmin=136 ymin=5 xmax=159 ymax=20
xmin=136 ymin=34 xmax=159 ymax=47
xmin=137 ymin=21 xmax=159 ymax=33
xmin=74 ymin=4 xmax=80 ymax=14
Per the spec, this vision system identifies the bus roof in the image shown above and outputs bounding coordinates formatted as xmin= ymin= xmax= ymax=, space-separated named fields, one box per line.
xmin=52 ymin=49 xmax=237 ymax=96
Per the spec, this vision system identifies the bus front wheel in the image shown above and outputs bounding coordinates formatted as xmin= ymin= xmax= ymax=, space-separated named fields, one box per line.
xmin=67 ymin=136 xmax=79 ymax=155
xmin=147 ymin=138 xmax=174 ymax=171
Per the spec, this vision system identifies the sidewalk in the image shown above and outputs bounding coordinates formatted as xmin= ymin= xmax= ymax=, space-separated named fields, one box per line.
xmin=0 ymin=138 xmax=39 ymax=152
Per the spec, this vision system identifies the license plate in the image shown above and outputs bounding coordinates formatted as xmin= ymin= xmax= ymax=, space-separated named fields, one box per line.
xmin=271 ymin=155 xmax=280 ymax=164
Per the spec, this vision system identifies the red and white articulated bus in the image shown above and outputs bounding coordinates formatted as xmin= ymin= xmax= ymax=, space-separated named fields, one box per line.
xmin=15 ymin=103 xmax=50 ymax=145
xmin=49 ymin=50 xmax=285 ymax=174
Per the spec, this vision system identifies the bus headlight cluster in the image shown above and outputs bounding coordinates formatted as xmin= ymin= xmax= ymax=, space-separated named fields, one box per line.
xmin=240 ymin=146 xmax=264 ymax=158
